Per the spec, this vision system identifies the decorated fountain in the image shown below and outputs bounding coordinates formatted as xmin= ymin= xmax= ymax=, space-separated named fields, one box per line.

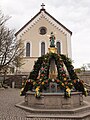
xmin=16 ymin=32 xmax=90 ymax=120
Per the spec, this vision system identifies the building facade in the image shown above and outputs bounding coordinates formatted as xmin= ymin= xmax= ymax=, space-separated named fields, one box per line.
xmin=15 ymin=4 xmax=72 ymax=74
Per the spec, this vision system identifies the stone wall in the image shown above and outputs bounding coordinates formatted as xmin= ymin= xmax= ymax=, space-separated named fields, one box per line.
xmin=77 ymin=71 xmax=90 ymax=84
xmin=0 ymin=71 xmax=90 ymax=89
xmin=0 ymin=74 xmax=28 ymax=88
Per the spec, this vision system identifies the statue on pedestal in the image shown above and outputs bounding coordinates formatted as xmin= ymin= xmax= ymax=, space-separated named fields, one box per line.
xmin=49 ymin=32 xmax=55 ymax=47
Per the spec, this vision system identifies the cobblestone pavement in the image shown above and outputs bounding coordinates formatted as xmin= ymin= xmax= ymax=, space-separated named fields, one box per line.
xmin=83 ymin=95 xmax=90 ymax=103
xmin=0 ymin=88 xmax=30 ymax=120
xmin=0 ymin=88 xmax=90 ymax=120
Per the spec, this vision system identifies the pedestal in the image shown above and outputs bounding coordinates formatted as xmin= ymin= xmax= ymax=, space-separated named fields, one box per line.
xmin=48 ymin=47 xmax=57 ymax=53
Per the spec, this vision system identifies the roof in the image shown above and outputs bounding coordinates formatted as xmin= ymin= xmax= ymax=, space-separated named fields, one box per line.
xmin=15 ymin=8 xmax=72 ymax=36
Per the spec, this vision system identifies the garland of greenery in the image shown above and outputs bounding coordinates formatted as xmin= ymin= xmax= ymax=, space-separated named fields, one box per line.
xmin=20 ymin=53 xmax=88 ymax=98
xmin=60 ymin=54 xmax=88 ymax=95
xmin=60 ymin=54 xmax=78 ymax=80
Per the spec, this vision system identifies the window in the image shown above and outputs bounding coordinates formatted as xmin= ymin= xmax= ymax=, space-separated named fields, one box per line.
xmin=39 ymin=27 xmax=47 ymax=35
xmin=41 ymin=42 xmax=45 ymax=56
xmin=26 ymin=42 xmax=30 ymax=56
xmin=56 ymin=42 xmax=61 ymax=54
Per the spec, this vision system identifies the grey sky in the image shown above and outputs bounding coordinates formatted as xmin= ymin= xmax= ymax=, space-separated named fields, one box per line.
xmin=0 ymin=0 xmax=90 ymax=68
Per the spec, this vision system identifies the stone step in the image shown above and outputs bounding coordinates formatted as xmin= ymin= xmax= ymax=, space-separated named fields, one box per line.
xmin=16 ymin=101 xmax=90 ymax=116
xmin=26 ymin=111 xmax=90 ymax=120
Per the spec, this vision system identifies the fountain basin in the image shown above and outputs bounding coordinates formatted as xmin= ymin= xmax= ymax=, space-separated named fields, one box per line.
xmin=25 ymin=91 xmax=83 ymax=109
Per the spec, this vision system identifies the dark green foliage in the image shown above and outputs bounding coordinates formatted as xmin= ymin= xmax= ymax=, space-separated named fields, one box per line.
xmin=20 ymin=53 xmax=87 ymax=98
xmin=60 ymin=54 xmax=78 ymax=80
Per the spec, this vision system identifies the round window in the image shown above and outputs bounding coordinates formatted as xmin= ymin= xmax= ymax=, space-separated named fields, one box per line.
xmin=39 ymin=27 xmax=47 ymax=35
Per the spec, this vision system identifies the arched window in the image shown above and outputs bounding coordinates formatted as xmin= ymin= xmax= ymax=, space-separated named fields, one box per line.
xmin=26 ymin=42 xmax=30 ymax=57
xmin=56 ymin=41 xmax=61 ymax=54
xmin=41 ymin=42 xmax=45 ymax=56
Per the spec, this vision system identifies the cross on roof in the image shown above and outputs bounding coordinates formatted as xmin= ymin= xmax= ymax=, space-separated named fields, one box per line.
xmin=41 ymin=3 xmax=45 ymax=9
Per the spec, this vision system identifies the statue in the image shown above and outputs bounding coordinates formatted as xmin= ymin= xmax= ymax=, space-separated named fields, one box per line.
xmin=49 ymin=32 xmax=55 ymax=47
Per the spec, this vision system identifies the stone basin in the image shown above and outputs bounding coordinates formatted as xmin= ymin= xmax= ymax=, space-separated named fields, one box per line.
xmin=25 ymin=91 xmax=83 ymax=109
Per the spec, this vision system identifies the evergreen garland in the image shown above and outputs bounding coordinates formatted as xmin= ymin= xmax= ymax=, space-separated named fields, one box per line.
xmin=60 ymin=54 xmax=78 ymax=80
xmin=20 ymin=53 xmax=88 ymax=98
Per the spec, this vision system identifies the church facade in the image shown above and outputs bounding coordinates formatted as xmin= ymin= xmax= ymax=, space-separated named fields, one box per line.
xmin=15 ymin=4 xmax=72 ymax=74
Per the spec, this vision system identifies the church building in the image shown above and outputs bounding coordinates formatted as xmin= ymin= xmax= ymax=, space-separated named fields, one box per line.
xmin=15 ymin=4 xmax=72 ymax=74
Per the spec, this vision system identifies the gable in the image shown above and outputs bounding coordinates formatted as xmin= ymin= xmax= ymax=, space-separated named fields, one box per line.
xmin=15 ymin=8 xmax=72 ymax=38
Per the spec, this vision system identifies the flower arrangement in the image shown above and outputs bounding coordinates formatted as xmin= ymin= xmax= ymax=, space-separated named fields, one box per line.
xmin=65 ymin=87 xmax=71 ymax=98
xmin=84 ymin=87 xmax=88 ymax=96
xmin=35 ymin=86 xmax=41 ymax=98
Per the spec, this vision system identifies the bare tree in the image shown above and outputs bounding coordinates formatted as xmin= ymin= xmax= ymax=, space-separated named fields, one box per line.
xmin=0 ymin=11 xmax=24 ymax=73
xmin=12 ymin=39 xmax=25 ymax=74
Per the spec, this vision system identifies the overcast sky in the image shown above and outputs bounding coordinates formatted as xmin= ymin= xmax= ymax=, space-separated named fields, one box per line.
xmin=0 ymin=0 xmax=90 ymax=68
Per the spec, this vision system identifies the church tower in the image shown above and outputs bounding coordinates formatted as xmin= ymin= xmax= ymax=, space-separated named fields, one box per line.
xmin=15 ymin=4 xmax=72 ymax=74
